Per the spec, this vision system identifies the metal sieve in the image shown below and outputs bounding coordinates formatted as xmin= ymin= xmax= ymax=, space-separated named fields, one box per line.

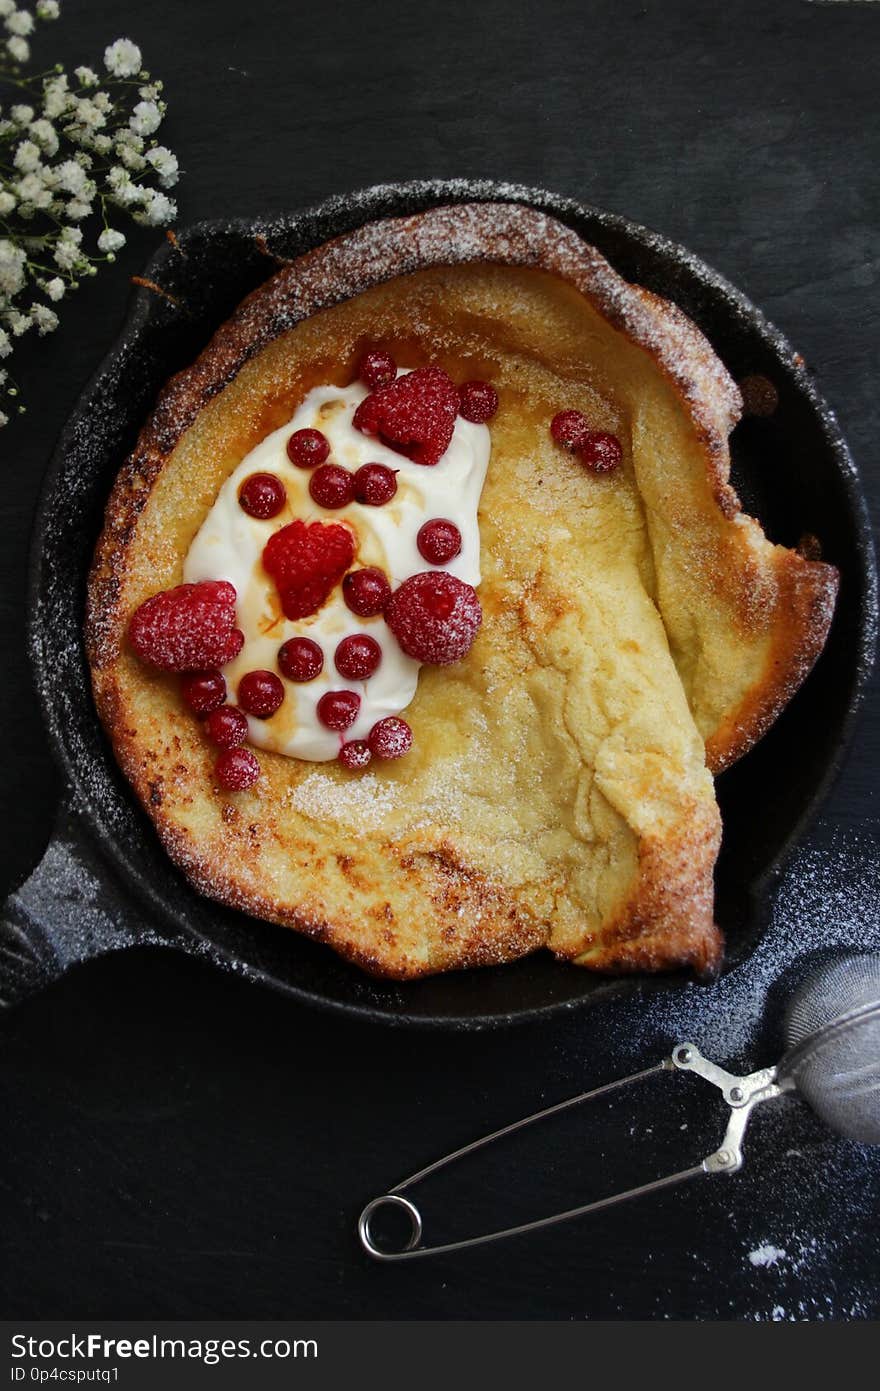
xmin=359 ymin=952 xmax=880 ymax=1259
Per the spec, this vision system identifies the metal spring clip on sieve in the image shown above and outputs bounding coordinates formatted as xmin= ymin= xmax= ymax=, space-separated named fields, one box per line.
xmin=358 ymin=953 xmax=880 ymax=1260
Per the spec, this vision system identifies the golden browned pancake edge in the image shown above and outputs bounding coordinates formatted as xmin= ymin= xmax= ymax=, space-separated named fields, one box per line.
xmin=85 ymin=203 xmax=837 ymax=980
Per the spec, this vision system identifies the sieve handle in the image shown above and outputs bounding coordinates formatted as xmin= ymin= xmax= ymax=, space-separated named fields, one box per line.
xmin=358 ymin=1046 xmax=785 ymax=1261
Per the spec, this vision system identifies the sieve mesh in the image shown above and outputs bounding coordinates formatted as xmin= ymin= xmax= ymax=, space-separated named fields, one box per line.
xmin=780 ymin=953 xmax=880 ymax=1145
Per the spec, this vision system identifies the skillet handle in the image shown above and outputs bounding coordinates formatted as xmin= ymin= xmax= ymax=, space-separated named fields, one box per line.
xmin=0 ymin=795 xmax=152 ymax=1008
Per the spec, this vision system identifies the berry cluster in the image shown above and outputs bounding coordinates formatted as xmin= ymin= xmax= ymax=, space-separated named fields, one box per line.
xmin=352 ymin=355 xmax=498 ymax=466
xmin=126 ymin=355 xmax=497 ymax=787
xmin=550 ymin=410 xmax=622 ymax=474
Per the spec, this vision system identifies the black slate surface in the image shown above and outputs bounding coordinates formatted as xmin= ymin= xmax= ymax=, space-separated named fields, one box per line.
xmin=1 ymin=0 xmax=879 ymax=1319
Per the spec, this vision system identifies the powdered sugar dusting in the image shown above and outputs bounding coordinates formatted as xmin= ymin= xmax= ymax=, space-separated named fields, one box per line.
xmin=748 ymin=1242 xmax=787 ymax=1267
xmin=285 ymin=770 xmax=400 ymax=829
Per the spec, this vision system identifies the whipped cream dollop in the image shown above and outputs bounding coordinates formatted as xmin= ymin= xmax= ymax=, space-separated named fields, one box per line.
xmin=183 ymin=374 xmax=490 ymax=761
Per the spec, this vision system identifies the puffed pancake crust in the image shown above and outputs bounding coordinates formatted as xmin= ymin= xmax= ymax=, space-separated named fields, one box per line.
xmin=86 ymin=203 xmax=838 ymax=980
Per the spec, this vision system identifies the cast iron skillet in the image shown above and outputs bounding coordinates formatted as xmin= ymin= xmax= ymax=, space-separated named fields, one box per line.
xmin=1 ymin=180 xmax=875 ymax=1026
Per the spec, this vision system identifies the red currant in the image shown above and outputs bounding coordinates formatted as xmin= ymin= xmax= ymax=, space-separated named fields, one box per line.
xmin=278 ymin=636 xmax=323 ymax=682
xmin=204 ymin=704 xmax=249 ymax=749
xmin=335 ymin=634 xmax=382 ymax=680
xmin=238 ymin=670 xmax=285 ymax=718
xmin=215 ymin=747 xmax=260 ymax=791
xmin=342 ymin=567 xmax=391 ymax=617
xmin=579 ymin=431 xmax=622 ymax=474
xmin=316 ymin=690 xmax=361 ymax=731
xmin=309 ymin=464 xmax=354 ymax=510
xmin=353 ymin=462 xmax=398 ymax=506
xmin=550 ymin=409 xmax=591 ymax=451
xmin=238 ymin=472 xmax=286 ymax=519
xmin=417 ymin=518 xmax=461 ymax=565
xmin=360 ymin=348 xmax=397 ymax=390
xmin=338 ymin=740 xmax=372 ymax=771
xmin=180 ymin=669 xmax=226 ymax=715
xmin=286 ymin=428 xmax=330 ymax=468
xmin=458 ymin=380 xmax=498 ymax=423
xmin=368 ymin=717 xmax=413 ymax=759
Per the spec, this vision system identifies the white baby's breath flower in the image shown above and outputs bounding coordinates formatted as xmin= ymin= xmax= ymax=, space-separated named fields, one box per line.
xmin=66 ymin=198 xmax=93 ymax=220
xmin=91 ymin=134 xmax=112 ymax=154
xmin=119 ymin=143 xmax=145 ymax=170
xmin=5 ymin=9 xmax=35 ymax=37
xmin=44 ymin=277 xmax=65 ymax=302
xmin=7 ymin=309 xmax=32 ymax=336
xmin=70 ymin=96 xmax=107 ymax=130
xmin=42 ymin=74 xmax=69 ymax=118
xmin=103 ymin=37 xmax=142 ymax=78
xmin=0 ymin=411 xmax=8 ymax=427
xmin=138 ymin=83 xmax=161 ymax=102
xmin=97 ymin=226 xmax=126 ymax=254
xmin=53 ymin=226 xmax=84 ymax=271
xmin=15 ymin=173 xmax=52 ymax=209
xmin=129 ymin=100 xmax=161 ymax=137
xmin=0 ymin=1 xmax=15 ymax=18
xmin=36 ymin=0 xmax=61 ymax=17
xmin=113 ymin=129 xmax=143 ymax=157
xmin=28 ymin=117 xmax=59 ymax=155
xmin=52 ymin=243 xmax=77 ymax=271
xmin=30 ymin=302 xmax=59 ymax=334
xmin=136 ymin=188 xmax=176 ymax=226
xmin=0 ymin=191 xmax=15 ymax=215
xmin=53 ymin=158 xmax=88 ymax=194
xmin=0 ymin=328 xmax=12 ymax=359
xmin=13 ymin=139 xmax=41 ymax=173
xmin=0 ymin=240 xmax=27 ymax=296
xmin=10 ymin=104 xmax=35 ymax=125
xmin=6 ymin=34 xmax=29 ymax=61
xmin=145 ymin=144 xmax=178 ymax=186
xmin=74 ymin=65 xmax=99 ymax=87
xmin=105 ymin=165 xmax=141 ymax=206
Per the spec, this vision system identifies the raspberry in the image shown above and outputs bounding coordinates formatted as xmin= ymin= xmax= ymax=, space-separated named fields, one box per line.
xmin=238 ymin=670 xmax=285 ymax=718
xmin=309 ymin=464 xmax=354 ymax=510
xmin=342 ymin=567 xmax=391 ymax=618
xmin=286 ymin=427 xmax=330 ymax=468
xmin=335 ymin=634 xmax=382 ymax=680
xmin=359 ymin=348 xmax=397 ymax=391
xmin=417 ymin=518 xmax=461 ymax=565
xmin=550 ymin=409 xmax=592 ymax=452
xmin=338 ymin=740 xmax=372 ymax=771
xmin=458 ymin=380 xmax=498 ymax=423
xmin=262 ymin=519 xmax=355 ymax=620
xmin=181 ymin=669 xmax=226 ymax=716
xmin=238 ymin=473 xmax=286 ymax=519
xmin=353 ymin=366 xmax=459 ymax=466
xmin=368 ymin=717 xmax=413 ymax=760
xmin=215 ymin=747 xmax=260 ymax=791
xmin=385 ymin=572 xmax=481 ymax=665
xmin=579 ymin=430 xmax=622 ymax=474
xmin=128 ymin=580 xmax=244 ymax=673
xmin=317 ymin=689 xmax=361 ymax=731
xmin=205 ymin=704 xmax=249 ymax=749
xmin=278 ymin=636 xmax=323 ymax=682
xmin=353 ymin=462 xmax=397 ymax=506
